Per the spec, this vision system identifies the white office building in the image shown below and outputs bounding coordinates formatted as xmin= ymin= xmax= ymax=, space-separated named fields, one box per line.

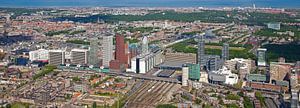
xmin=182 ymin=66 xmax=189 ymax=86
xmin=102 ymin=35 xmax=114 ymax=67
xmin=29 ymin=49 xmax=49 ymax=61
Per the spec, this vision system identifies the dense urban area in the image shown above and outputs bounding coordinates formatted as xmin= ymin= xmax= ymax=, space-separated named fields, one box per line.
xmin=0 ymin=6 xmax=300 ymax=108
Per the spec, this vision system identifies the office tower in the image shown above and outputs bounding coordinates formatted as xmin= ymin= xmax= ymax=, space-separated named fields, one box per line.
xmin=130 ymin=51 xmax=159 ymax=74
xmin=206 ymin=55 xmax=221 ymax=71
xmin=102 ymin=35 xmax=114 ymax=68
xmin=257 ymin=48 xmax=267 ymax=66
xmin=89 ymin=38 xmax=100 ymax=66
xmin=197 ymin=35 xmax=205 ymax=69
xmin=110 ymin=34 xmax=129 ymax=71
xmin=71 ymin=49 xmax=89 ymax=65
xmin=129 ymin=43 xmax=139 ymax=59
xmin=187 ymin=63 xmax=201 ymax=81
xmin=141 ymin=36 xmax=149 ymax=55
xmin=49 ymin=50 xmax=65 ymax=66
xmin=182 ymin=65 xmax=189 ymax=86
xmin=222 ymin=43 xmax=229 ymax=61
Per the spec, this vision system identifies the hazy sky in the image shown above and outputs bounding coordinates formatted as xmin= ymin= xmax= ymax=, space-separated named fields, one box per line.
xmin=1 ymin=0 xmax=300 ymax=8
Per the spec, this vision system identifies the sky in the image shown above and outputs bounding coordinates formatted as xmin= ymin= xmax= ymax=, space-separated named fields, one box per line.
xmin=0 ymin=0 xmax=300 ymax=8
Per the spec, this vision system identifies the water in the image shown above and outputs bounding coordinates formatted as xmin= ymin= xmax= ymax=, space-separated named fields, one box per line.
xmin=0 ymin=0 xmax=300 ymax=8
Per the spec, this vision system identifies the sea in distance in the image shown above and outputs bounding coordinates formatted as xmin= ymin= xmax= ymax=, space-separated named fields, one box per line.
xmin=0 ymin=0 xmax=300 ymax=8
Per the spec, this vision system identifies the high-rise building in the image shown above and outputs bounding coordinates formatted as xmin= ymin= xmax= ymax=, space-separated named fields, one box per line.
xmin=71 ymin=49 xmax=89 ymax=65
xmin=206 ymin=55 xmax=221 ymax=71
xmin=186 ymin=63 xmax=200 ymax=81
xmin=141 ymin=36 xmax=149 ymax=55
xmin=102 ymin=35 xmax=114 ymax=68
xmin=49 ymin=50 xmax=65 ymax=66
xmin=89 ymin=38 xmax=100 ymax=66
xmin=109 ymin=34 xmax=129 ymax=71
xmin=130 ymin=53 xmax=155 ymax=74
xmin=197 ymin=35 xmax=205 ymax=69
xmin=182 ymin=65 xmax=189 ymax=86
xmin=257 ymin=48 xmax=267 ymax=66
xmin=129 ymin=43 xmax=139 ymax=59
xmin=222 ymin=43 xmax=229 ymax=61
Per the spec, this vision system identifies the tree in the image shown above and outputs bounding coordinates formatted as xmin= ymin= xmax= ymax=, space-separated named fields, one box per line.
xmin=92 ymin=102 xmax=97 ymax=108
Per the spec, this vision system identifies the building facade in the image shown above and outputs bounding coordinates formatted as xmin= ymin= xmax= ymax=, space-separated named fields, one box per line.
xmin=222 ymin=43 xmax=229 ymax=61
xmin=197 ymin=35 xmax=206 ymax=69
xmin=71 ymin=49 xmax=89 ymax=65
xmin=49 ymin=50 xmax=65 ymax=66
xmin=29 ymin=49 xmax=49 ymax=61
xmin=102 ymin=35 xmax=114 ymax=68
xmin=257 ymin=48 xmax=267 ymax=67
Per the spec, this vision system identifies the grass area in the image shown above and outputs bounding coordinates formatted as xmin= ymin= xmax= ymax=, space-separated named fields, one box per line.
xmin=170 ymin=38 xmax=255 ymax=59
xmin=125 ymin=38 xmax=139 ymax=44
xmin=233 ymin=81 xmax=243 ymax=89
xmin=33 ymin=65 xmax=56 ymax=80
xmin=263 ymin=43 xmax=300 ymax=62
xmin=254 ymin=25 xmax=300 ymax=40
xmin=225 ymin=94 xmax=240 ymax=100
xmin=11 ymin=102 xmax=31 ymax=108
xmin=225 ymin=103 xmax=239 ymax=108
xmin=95 ymin=92 xmax=118 ymax=97
xmin=255 ymin=91 xmax=266 ymax=107
xmin=243 ymin=96 xmax=254 ymax=108
xmin=72 ymin=76 xmax=81 ymax=82
xmin=205 ymin=45 xmax=245 ymax=51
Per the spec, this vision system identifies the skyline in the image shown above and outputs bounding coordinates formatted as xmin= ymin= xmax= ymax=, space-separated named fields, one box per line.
xmin=1 ymin=0 xmax=300 ymax=8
